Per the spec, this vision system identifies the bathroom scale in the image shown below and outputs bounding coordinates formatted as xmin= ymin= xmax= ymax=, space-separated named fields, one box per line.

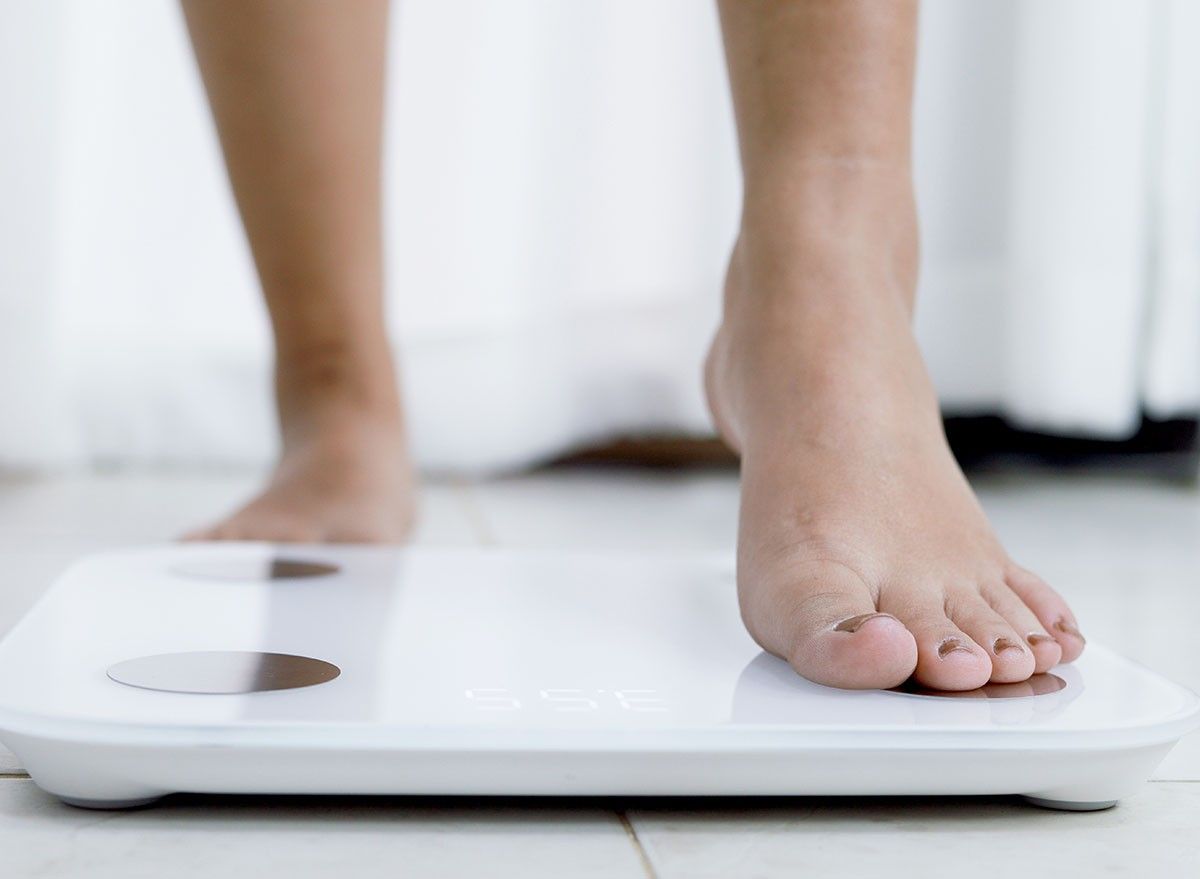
xmin=0 ymin=544 xmax=1196 ymax=812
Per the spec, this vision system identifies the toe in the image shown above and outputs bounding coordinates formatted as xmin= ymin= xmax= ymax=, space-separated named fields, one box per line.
xmin=253 ymin=520 xmax=324 ymax=543
xmin=180 ymin=521 xmax=240 ymax=542
xmin=1005 ymin=567 xmax=1085 ymax=663
xmin=979 ymin=580 xmax=1062 ymax=673
xmin=745 ymin=561 xmax=917 ymax=690
xmin=180 ymin=511 xmax=322 ymax=545
xmin=946 ymin=587 xmax=1036 ymax=683
xmin=884 ymin=591 xmax=992 ymax=691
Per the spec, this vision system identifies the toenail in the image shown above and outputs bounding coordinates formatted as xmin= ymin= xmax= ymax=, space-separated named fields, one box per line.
xmin=937 ymin=638 xmax=974 ymax=659
xmin=833 ymin=612 xmax=897 ymax=633
xmin=992 ymin=636 xmax=1025 ymax=655
xmin=1026 ymin=632 xmax=1055 ymax=646
xmin=1053 ymin=618 xmax=1086 ymax=643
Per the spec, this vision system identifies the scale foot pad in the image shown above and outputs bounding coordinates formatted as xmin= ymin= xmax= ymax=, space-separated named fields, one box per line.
xmin=1021 ymin=795 xmax=1119 ymax=812
xmin=57 ymin=795 xmax=165 ymax=811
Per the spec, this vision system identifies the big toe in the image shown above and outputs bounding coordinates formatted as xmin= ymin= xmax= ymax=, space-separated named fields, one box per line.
xmin=810 ymin=611 xmax=920 ymax=690
xmin=744 ymin=562 xmax=917 ymax=690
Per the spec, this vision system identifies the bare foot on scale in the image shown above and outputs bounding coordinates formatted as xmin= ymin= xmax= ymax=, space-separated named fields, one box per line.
xmin=705 ymin=184 xmax=1085 ymax=692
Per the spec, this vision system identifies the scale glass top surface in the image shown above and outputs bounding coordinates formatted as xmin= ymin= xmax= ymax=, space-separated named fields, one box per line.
xmin=0 ymin=544 xmax=1194 ymax=751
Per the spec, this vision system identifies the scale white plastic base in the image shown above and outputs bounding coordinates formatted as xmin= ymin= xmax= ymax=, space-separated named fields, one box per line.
xmin=0 ymin=545 xmax=1196 ymax=812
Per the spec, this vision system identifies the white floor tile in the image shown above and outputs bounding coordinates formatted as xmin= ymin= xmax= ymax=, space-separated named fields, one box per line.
xmin=629 ymin=783 xmax=1200 ymax=878
xmin=0 ymin=781 xmax=647 ymax=879
xmin=463 ymin=468 xmax=738 ymax=552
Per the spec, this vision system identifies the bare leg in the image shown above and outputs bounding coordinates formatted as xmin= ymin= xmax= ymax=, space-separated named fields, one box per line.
xmin=710 ymin=0 xmax=1084 ymax=689
xmin=181 ymin=0 xmax=414 ymax=542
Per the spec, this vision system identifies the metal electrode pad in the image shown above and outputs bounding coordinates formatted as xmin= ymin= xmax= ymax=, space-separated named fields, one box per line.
xmin=107 ymin=651 xmax=341 ymax=694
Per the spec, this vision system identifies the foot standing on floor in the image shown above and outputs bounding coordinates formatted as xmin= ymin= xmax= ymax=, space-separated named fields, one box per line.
xmin=180 ymin=0 xmax=414 ymax=544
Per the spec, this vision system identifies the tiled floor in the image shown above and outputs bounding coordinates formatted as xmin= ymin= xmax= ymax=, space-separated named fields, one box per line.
xmin=0 ymin=467 xmax=1197 ymax=876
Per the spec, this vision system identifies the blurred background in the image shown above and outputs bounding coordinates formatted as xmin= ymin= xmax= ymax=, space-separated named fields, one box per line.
xmin=1 ymin=0 xmax=1198 ymax=475
xmin=1 ymin=0 xmax=1200 ymax=847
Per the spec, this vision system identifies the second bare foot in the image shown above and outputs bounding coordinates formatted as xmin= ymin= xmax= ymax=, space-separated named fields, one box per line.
xmin=184 ymin=418 xmax=414 ymax=544
xmin=185 ymin=348 xmax=415 ymax=544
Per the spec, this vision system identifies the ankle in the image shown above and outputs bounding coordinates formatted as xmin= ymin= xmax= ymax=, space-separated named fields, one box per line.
xmin=734 ymin=162 xmax=918 ymax=309
xmin=273 ymin=339 xmax=404 ymax=444
xmin=740 ymin=154 xmax=915 ymax=226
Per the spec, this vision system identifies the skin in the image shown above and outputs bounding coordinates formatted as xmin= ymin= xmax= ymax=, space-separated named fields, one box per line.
xmin=709 ymin=0 xmax=1084 ymax=690
xmin=180 ymin=0 xmax=414 ymax=543
xmin=180 ymin=0 xmax=1085 ymax=691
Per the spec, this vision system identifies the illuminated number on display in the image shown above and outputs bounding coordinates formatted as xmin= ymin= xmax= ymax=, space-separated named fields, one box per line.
xmin=539 ymin=689 xmax=600 ymax=711
xmin=464 ymin=688 xmax=521 ymax=710
xmin=614 ymin=689 xmax=666 ymax=712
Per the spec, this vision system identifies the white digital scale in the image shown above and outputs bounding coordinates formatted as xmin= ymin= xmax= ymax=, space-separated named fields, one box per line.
xmin=0 ymin=544 xmax=1196 ymax=812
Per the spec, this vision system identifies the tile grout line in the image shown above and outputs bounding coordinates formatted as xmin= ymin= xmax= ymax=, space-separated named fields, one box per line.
xmin=450 ymin=477 xmax=498 ymax=547
xmin=617 ymin=811 xmax=659 ymax=879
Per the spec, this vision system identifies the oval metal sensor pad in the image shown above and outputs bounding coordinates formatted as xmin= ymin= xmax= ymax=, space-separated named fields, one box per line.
xmin=894 ymin=672 xmax=1067 ymax=700
xmin=107 ymin=651 xmax=341 ymax=694
xmin=170 ymin=557 xmax=340 ymax=581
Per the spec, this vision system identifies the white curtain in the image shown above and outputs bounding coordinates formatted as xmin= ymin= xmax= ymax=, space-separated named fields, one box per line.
xmin=1 ymin=0 xmax=1197 ymax=473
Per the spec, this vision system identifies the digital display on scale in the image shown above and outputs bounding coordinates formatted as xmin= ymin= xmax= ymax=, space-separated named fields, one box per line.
xmin=465 ymin=688 xmax=668 ymax=712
